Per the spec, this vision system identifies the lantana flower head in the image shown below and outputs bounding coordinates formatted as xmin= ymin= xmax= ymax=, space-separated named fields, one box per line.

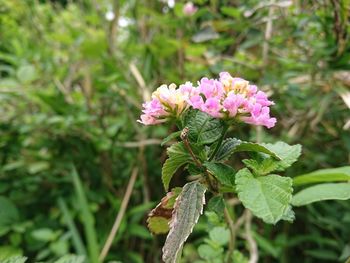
xmin=138 ymin=72 xmax=277 ymax=128
xmin=138 ymin=82 xmax=196 ymax=125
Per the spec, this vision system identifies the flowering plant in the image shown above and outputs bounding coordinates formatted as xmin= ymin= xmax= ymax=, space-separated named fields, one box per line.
xmin=138 ymin=73 xmax=350 ymax=263
xmin=139 ymin=72 xmax=276 ymax=128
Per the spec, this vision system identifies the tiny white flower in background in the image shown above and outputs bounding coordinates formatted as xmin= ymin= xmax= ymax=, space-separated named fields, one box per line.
xmin=118 ymin=17 xmax=130 ymax=28
xmin=105 ymin=11 xmax=115 ymax=21
xmin=167 ymin=0 xmax=175 ymax=8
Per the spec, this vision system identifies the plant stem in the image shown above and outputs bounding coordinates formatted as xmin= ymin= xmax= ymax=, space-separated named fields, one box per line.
xmin=209 ymin=124 xmax=229 ymax=161
xmin=224 ymin=206 xmax=236 ymax=263
xmin=181 ymin=128 xmax=202 ymax=168
xmin=245 ymin=210 xmax=259 ymax=263
xmin=181 ymin=127 xmax=217 ymax=192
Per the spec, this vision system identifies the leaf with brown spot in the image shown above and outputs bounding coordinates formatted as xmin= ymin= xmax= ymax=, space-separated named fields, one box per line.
xmin=147 ymin=187 xmax=182 ymax=234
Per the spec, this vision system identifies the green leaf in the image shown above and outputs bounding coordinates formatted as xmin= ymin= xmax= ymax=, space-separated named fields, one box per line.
xmin=214 ymin=138 xmax=281 ymax=161
xmin=187 ymin=163 xmax=203 ymax=177
xmin=220 ymin=7 xmax=241 ymax=18
xmin=204 ymin=162 xmax=235 ymax=188
xmin=161 ymin=131 xmax=182 ymax=146
xmin=31 ymin=228 xmax=56 ymax=242
xmin=207 ymin=195 xmax=225 ymax=216
xmin=292 ymin=183 xmax=350 ymax=206
xmin=209 ymin=226 xmax=230 ymax=245
xmin=234 ymin=142 xmax=281 ymax=159
xmin=214 ymin=138 xmax=241 ymax=161
xmin=164 ymin=187 xmax=182 ymax=209
xmin=54 ymin=255 xmax=85 ymax=263
xmin=147 ymin=217 xmax=170 ymax=235
xmin=281 ymin=205 xmax=295 ymax=222
xmin=162 ymin=142 xmax=192 ymax=191
xmin=243 ymin=158 xmax=279 ymax=176
xmin=129 ymin=224 xmax=152 ymax=239
xmin=0 ymin=247 xmax=23 ymax=261
xmin=293 ymin=166 xmax=350 ymax=186
xmin=71 ymin=166 xmax=99 ymax=263
xmin=162 ymin=181 xmax=206 ymax=263
xmin=16 ymin=65 xmax=37 ymax=84
xmin=57 ymin=198 xmax=87 ymax=256
xmin=0 ymin=256 xmax=27 ymax=263
xmin=0 ymin=197 xmax=19 ymax=228
xmin=186 ymin=110 xmax=223 ymax=145
xmin=198 ymin=244 xmax=222 ymax=260
xmin=235 ymin=168 xmax=293 ymax=224
xmin=261 ymin=142 xmax=302 ymax=171
xmin=232 ymin=250 xmax=248 ymax=263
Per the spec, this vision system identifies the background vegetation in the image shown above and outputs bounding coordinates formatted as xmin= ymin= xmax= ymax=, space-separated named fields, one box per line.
xmin=0 ymin=0 xmax=349 ymax=262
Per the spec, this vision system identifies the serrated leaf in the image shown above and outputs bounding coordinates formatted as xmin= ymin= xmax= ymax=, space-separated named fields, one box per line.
xmin=214 ymin=138 xmax=281 ymax=161
xmin=0 ymin=246 xmax=22 ymax=261
xmin=147 ymin=188 xmax=182 ymax=234
xmin=204 ymin=162 xmax=235 ymax=188
xmin=261 ymin=142 xmax=302 ymax=171
xmin=162 ymin=142 xmax=192 ymax=191
xmin=234 ymin=142 xmax=281 ymax=159
xmin=54 ymin=255 xmax=85 ymax=263
xmin=161 ymin=131 xmax=182 ymax=146
xmin=186 ymin=110 xmax=224 ymax=145
xmin=198 ymin=244 xmax=223 ymax=260
xmin=292 ymin=183 xmax=350 ymax=206
xmin=293 ymin=166 xmax=350 ymax=186
xmin=235 ymin=168 xmax=293 ymax=224
xmin=0 ymin=256 xmax=27 ymax=263
xmin=232 ymin=250 xmax=249 ymax=263
xmin=214 ymin=138 xmax=241 ymax=161
xmin=0 ymin=196 xmax=19 ymax=228
xmin=243 ymin=158 xmax=279 ymax=176
xmin=187 ymin=163 xmax=204 ymax=176
xmin=162 ymin=181 xmax=206 ymax=263
xmin=147 ymin=217 xmax=170 ymax=235
xmin=207 ymin=195 xmax=225 ymax=216
xmin=209 ymin=226 xmax=230 ymax=245
xmin=281 ymin=205 xmax=295 ymax=222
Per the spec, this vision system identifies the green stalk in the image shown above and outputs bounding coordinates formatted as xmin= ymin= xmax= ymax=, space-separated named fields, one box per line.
xmin=58 ymin=197 xmax=87 ymax=256
xmin=209 ymin=124 xmax=229 ymax=161
xmin=71 ymin=165 xmax=100 ymax=263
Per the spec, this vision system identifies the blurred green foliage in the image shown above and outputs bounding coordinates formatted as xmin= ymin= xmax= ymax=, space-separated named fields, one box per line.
xmin=0 ymin=0 xmax=349 ymax=262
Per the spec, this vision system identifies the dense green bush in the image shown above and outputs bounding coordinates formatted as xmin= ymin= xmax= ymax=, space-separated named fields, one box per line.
xmin=0 ymin=0 xmax=349 ymax=262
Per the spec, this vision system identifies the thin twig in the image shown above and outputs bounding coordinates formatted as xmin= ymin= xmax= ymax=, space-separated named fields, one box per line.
xmin=224 ymin=206 xmax=246 ymax=262
xmin=107 ymin=0 xmax=119 ymax=56
xmin=262 ymin=2 xmax=274 ymax=66
xmin=99 ymin=167 xmax=138 ymax=262
xmin=129 ymin=63 xmax=151 ymax=101
xmin=245 ymin=211 xmax=259 ymax=263
xmin=118 ymin=139 xmax=163 ymax=148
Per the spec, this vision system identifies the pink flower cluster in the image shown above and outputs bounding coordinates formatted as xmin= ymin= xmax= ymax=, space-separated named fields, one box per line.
xmin=138 ymin=72 xmax=277 ymax=128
